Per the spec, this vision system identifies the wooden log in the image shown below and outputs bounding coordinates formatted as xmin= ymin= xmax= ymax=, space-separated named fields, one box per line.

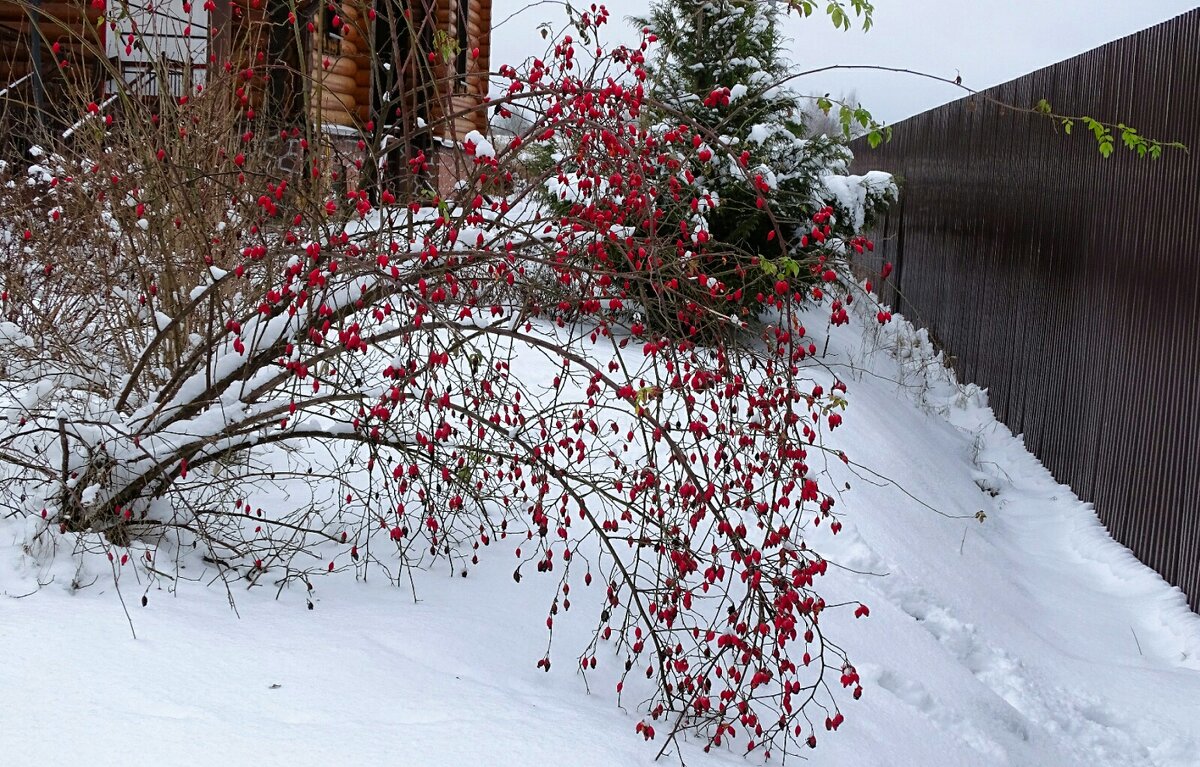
xmin=315 ymin=70 xmax=357 ymax=96
xmin=337 ymin=2 xmax=366 ymax=27
xmin=0 ymin=3 xmax=100 ymax=22
xmin=464 ymin=73 xmax=487 ymax=94
xmin=310 ymin=54 xmax=357 ymax=78
xmin=470 ymin=0 xmax=491 ymax=26
xmin=455 ymin=96 xmax=488 ymax=132
xmin=0 ymin=18 xmax=103 ymax=41
xmin=432 ymin=4 xmax=487 ymax=27
xmin=450 ymin=98 xmax=487 ymax=125
xmin=316 ymin=87 xmax=356 ymax=111
xmin=351 ymin=54 xmax=370 ymax=84
xmin=0 ymin=64 xmax=34 ymax=83
xmin=0 ymin=43 xmax=95 ymax=71
xmin=431 ymin=11 xmax=488 ymax=38
xmin=312 ymin=4 xmax=367 ymax=51
xmin=312 ymin=105 xmax=356 ymax=126
xmin=340 ymin=26 xmax=367 ymax=49
xmin=0 ymin=57 xmax=100 ymax=81
xmin=330 ymin=21 xmax=365 ymax=45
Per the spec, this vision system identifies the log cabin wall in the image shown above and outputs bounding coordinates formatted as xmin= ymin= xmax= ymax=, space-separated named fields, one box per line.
xmin=0 ymin=1 xmax=105 ymax=83
xmin=427 ymin=0 xmax=490 ymax=140
xmin=309 ymin=0 xmax=370 ymax=127
xmin=422 ymin=0 xmax=490 ymax=196
xmin=214 ymin=0 xmax=491 ymax=131
xmin=217 ymin=0 xmax=494 ymax=197
xmin=2 ymin=0 xmax=494 ymax=198
xmin=303 ymin=0 xmax=491 ymax=138
xmin=0 ymin=0 xmax=105 ymax=142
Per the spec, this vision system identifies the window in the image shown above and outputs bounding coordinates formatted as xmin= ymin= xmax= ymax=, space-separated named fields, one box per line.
xmin=455 ymin=0 xmax=469 ymax=90
xmin=323 ymin=3 xmax=343 ymax=43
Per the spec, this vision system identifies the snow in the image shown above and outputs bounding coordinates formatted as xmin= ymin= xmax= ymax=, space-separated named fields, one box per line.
xmin=747 ymin=123 xmax=775 ymax=144
xmin=545 ymin=172 xmax=610 ymax=203
xmin=822 ymin=171 xmax=898 ymax=230
xmin=2 ymin=298 xmax=1199 ymax=766
xmin=320 ymin=123 xmax=359 ymax=137
xmin=464 ymin=129 xmax=497 ymax=159
xmin=0 ymin=321 xmax=34 ymax=349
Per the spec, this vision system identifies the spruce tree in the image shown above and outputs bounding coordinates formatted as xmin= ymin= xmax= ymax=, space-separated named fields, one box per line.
xmin=636 ymin=0 xmax=894 ymax=319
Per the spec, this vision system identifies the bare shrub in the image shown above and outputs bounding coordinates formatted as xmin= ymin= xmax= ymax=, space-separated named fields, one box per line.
xmin=0 ymin=2 xmax=894 ymax=758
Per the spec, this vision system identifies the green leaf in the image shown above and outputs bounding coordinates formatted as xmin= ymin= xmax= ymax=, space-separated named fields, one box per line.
xmin=1082 ymin=117 xmax=1106 ymax=141
xmin=635 ymin=385 xmax=661 ymax=405
xmin=838 ymin=106 xmax=854 ymax=138
xmin=1098 ymin=140 xmax=1114 ymax=159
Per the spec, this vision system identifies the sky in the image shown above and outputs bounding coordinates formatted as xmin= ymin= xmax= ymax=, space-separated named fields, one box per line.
xmin=489 ymin=0 xmax=1200 ymax=124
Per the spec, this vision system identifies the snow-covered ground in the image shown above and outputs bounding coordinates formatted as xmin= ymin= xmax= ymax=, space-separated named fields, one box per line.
xmin=3 ymin=302 xmax=1199 ymax=767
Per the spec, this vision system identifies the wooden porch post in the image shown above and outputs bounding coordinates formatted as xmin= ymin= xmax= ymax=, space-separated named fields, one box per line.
xmin=29 ymin=0 xmax=44 ymax=124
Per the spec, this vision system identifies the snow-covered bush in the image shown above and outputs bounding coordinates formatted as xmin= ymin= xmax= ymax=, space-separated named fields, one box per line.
xmin=0 ymin=3 xmax=904 ymax=760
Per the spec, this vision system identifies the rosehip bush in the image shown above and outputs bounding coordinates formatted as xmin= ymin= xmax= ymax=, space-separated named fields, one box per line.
xmin=0 ymin=2 xmax=896 ymax=759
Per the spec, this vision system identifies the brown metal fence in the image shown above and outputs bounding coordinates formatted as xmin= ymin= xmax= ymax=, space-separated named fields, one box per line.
xmin=850 ymin=9 xmax=1200 ymax=610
